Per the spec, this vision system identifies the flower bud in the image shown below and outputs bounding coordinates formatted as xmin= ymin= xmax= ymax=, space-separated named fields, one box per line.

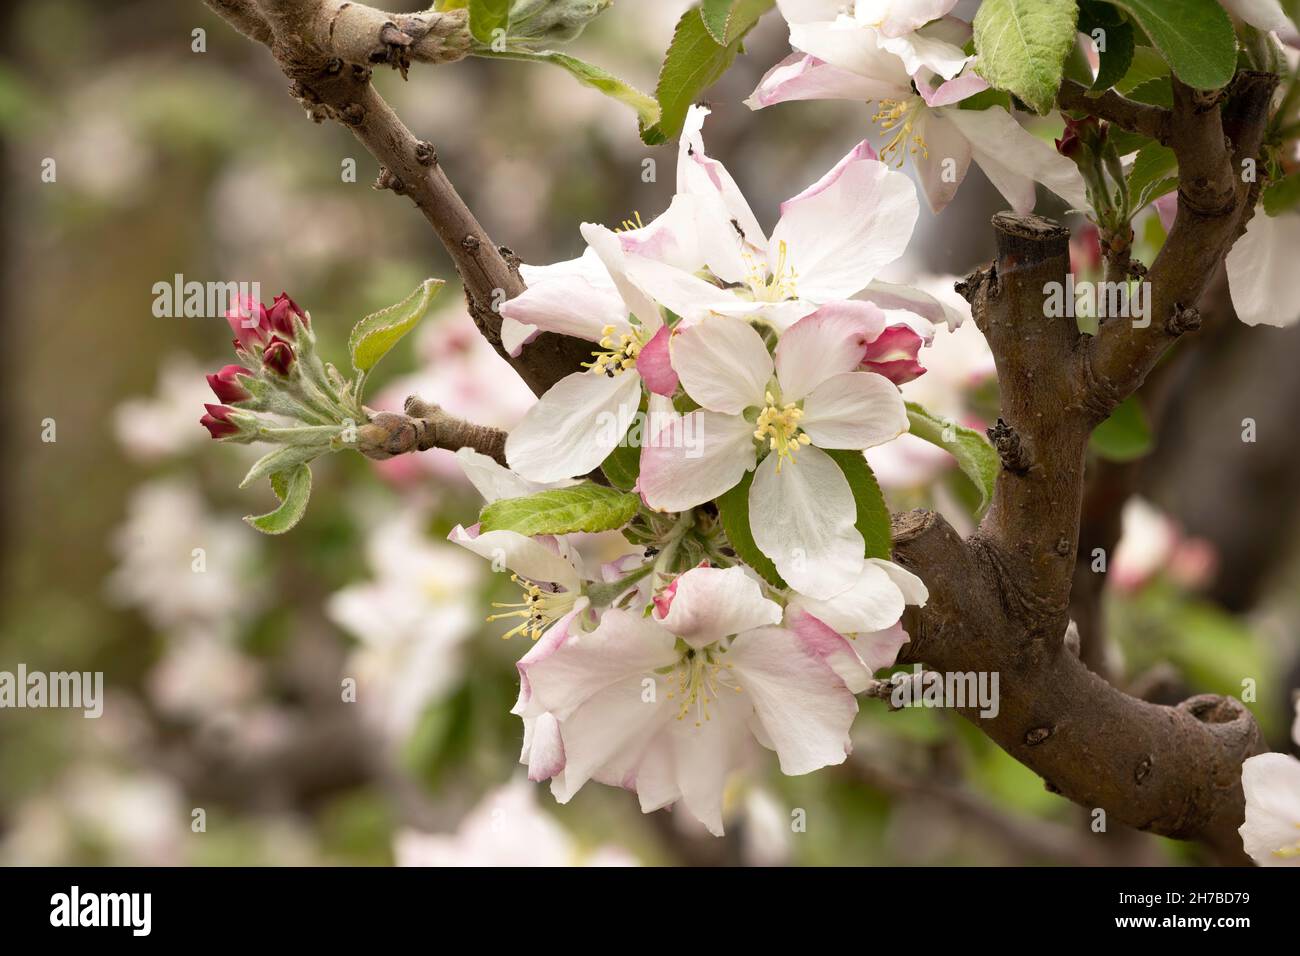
xmin=1054 ymin=115 xmax=1105 ymax=160
xmin=225 ymin=295 xmax=270 ymax=353
xmin=200 ymin=403 xmax=241 ymax=439
xmin=267 ymin=292 xmax=308 ymax=339
xmin=207 ymin=364 xmax=253 ymax=404
xmin=261 ymin=336 xmax=295 ymax=376
xmin=861 ymin=324 xmax=927 ymax=385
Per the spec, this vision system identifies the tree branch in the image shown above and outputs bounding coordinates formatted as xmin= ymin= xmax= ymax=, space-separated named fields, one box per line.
xmin=255 ymin=0 xmax=471 ymax=71
xmin=356 ymin=396 xmax=507 ymax=464
xmin=1058 ymin=79 xmax=1173 ymax=144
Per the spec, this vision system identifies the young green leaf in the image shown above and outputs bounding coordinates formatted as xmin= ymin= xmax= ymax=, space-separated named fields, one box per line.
xmin=469 ymin=0 xmax=511 ymax=45
xmin=1263 ymin=172 xmax=1300 ymax=217
xmin=245 ymin=464 xmax=313 ymax=535
xmin=716 ymin=470 xmax=786 ymax=588
xmin=476 ymin=49 xmax=659 ymax=133
xmin=239 ymin=444 xmax=325 ymax=490
xmin=824 ymin=449 xmax=892 ymax=561
xmin=1090 ymin=395 xmax=1153 ymax=462
xmin=905 ymin=402 xmax=1000 ymax=515
xmin=641 ymin=2 xmax=772 ymax=144
xmin=1127 ymin=141 xmax=1177 ymax=210
xmin=1078 ymin=1 xmax=1135 ymax=91
xmin=973 ymin=0 xmax=1079 ymax=115
xmin=1108 ymin=0 xmax=1236 ymax=91
xmin=480 ymin=482 xmax=640 ymax=536
xmin=349 ymin=278 xmax=443 ymax=373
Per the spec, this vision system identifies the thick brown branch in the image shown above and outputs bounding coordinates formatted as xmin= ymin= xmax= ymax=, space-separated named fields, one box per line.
xmin=356 ymin=396 xmax=506 ymax=464
xmin=1058 ymin=79 xmax=1173 ymax=144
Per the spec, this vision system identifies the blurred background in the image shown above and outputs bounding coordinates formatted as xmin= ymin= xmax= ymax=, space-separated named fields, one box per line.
xmin=0 ymin=0 xmax=1297 ymax=866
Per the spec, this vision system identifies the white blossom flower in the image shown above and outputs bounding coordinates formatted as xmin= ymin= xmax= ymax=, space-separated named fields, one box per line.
xmin=1239 ymin=698 xmax=1300 ymax=866
xmin=395 ymin=779 xmax=638 ymax=867
xmin=641 ymin=305 xmax=908 ymax=598
xmin=749 ymin=6 xmax=1089 ymax=213
xmin=1225 ymin=209 xmax=1300 ymax=327
xmin=515 ymin=566 xmax=859 ymax=835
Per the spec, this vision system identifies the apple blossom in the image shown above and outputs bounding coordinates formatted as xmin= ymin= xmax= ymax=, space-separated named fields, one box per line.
xmin=641 ymin=304 xmax=908 ymax=598
xmin=749 ymin=8 xmax=1089 ymax=214
xmin=515 ymin=565 xmax=859 ymax=834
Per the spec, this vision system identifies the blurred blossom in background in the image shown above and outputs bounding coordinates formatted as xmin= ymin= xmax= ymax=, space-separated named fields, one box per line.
xmin=0 ymin=0 xmax=1296 ymax=867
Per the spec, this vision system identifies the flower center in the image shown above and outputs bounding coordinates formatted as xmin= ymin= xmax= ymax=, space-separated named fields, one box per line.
xmin=753 ymin=391 xmax=810 ymax=470
xmin=486 ymin=574 xmax=577 ymax=640
xmin=743 ymin=240 xmax=798 ymax=303
xmin=872 ymin=97 xmax=929 ymax=168
xmin=664 ymin=644 xmax=742 ymax=727
xmin=585 ymin=325 xmax=644 ymax=377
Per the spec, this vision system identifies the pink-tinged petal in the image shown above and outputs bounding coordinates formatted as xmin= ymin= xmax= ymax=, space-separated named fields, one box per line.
xmin=780 ymin=139 xmax=879 ymax=208
xmin=788 ymin=19 xmax=914 ymax=90
xmin=862 ymin=323 xmax=928 ymax=384
xmin=745 ymin=53 xmax=906 ymax=110
xmin=776 ymin=300 xmax=889 ymax=401
xmin=498 ymin=276 xmax=630 ymax=346
xmin=801 ymin=372 xmax=909 ymax=450
xmin=1221 ymin=0 xmax=1300 ymax=46
xmin=669 ymin=315 xmax=773 ymax=415
xmin=636 ymin=324 xmax=678 ymax=396
xmin=786 ymin=609 xmax=875 ymax=693
xmin=506 ymin=370 xmax=642 ymax=483
xmin=749 ymin=446 xmax=864 ymax=600
xmin=917 ymin=69 xmax=990 ymax=107
xmin=862 ymin=278 xmax=968 ymax=329
xmin=512 ymin=607 xmax=583 ymax=716
xmin=855 ymin=0 xmax=960 ymax=38
xmin=639 ymin=410 xmax=757 ymax=513
xmin=788 ymin=560 xmax=908 ymax=635
xmin=447 ymin=524 xmax=581 ymax=592
xmin=771 ymin=152 xmax=919 ymax=301
xmin=668 ymin=687 xmax=753 ymax=835
xmin=653 ymin=566 xmax=782 ymax=649
xmin=615 ymin=193 xmax=702 ymax=272
xmin=912 ymin=109 xmax=973 ymax=214
xmin=878 ymin=29 xmax=971 ymax=80
xmin=726 ymin=625 xmax=858 ymax=774
xmin=1227 ymin=209 xmax=1300 ymax=327
xmin=523 ymin=712 xmax=566 ymax=781
xmin=1152 ymin=193 xmax=1177 ymax=233
xmin=631 ymin=734 xmax=680 ymax=814
xmin=944 ymin=106 xmax=1090 ymax=212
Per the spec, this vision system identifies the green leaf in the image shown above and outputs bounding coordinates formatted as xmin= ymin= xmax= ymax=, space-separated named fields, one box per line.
xmin=600 ymin=439 xmax=641 ymax=491
xmin=1078 ymin=2 xmax=1135 ymax=91
xmin=641 ymin=2 xmax=771 ymax=144
xmin=1115 ymin=45 xmax=1170 ymax=93
xmin=716 ymin=470 xmax=786 ymax=588
xmin=1108 ymin=0 xmax=1237 ymax=90
xmin=1263 ymin=172 xmax=1300 ymax=216
xmin=477 ymin=49 xmax=659 ymax=132
xmin=904 ymin=402 xmax=1000 ymax=515
xmin=973 ymin=0 xmax=1079 ymax=115
xmin=1090 ymin=395 xmax=1153 ymax=461
xmin=244 ymin=464 xmax=312 ymax=535
xmin=239 ymin=444 xmax=324 ymax=490
xmin=1124 ymin=75 xmax=1173 ymax=106
xmin=469 ymin=0 xmax=511 ymax=45
xmin=825 ymin=450 xmax=892 ymax=560
xmin=700 ymin=0 xmax=734 ymax=42
xmin=348 ymin=278 xmax=443 ymax=373
xmin=479 ymin=482 xmax=640 ymax=536
xmin=1126 ymin=141 xmax=1177 ymax=209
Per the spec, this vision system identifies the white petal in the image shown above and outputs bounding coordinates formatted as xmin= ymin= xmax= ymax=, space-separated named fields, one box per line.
xmin=448 ymin=524 xmax=581 ymax=592
xmin=775 ymin=301 xmax=889 ymax=401
xmin=670 ymin=315 xmax=773 ymax=414
xmin=668 ymin=688 xmax=753 ymax=835
xmin=506 ymin=371 xmax=642 ymax=482
xmin=614 ymin=193 xmax=703 ymax=272
xmin=639 ymin=410 xmax=757 ymax=512
xmin=522 ymin=712 xmax=566 ymax=781
xmin=856 ymin=0 xmax=959 ymax=37
xmin=802 ymin=372 xmax=909 ymax=449
xmin=861 ymin=278 xmax=968 ymax=330
xmin=943 ymin=106 xmax=1090 ymax=212
xmin=501 ymin=317 xmax=538 ymax=357
xmin=498 ymin=275 xmax=629 ymax=344
xmin=1221 ymin=0 xmax=1300 ymax=44
xmin=454 ymin=447 xmax=571 ymax=503
xmin=746 ymin=52 xmax=905 ymax=111
xmin=771 ymin=150 xmax=919 ymax=301
xmin=912 ymin=110 xmax=973 ymax=214
xmin=878 ymin=28 xmax=971 ymax=79
xmin=1227 ymin=210 xmax=1300 ymax=327
xmin=749 ymin=446 xmax=864 ymax=599
xmin=789 ymin=18 xmax=913 ymax=91
xmin=777 ymin=0 xmax=845 ymax=23
xmin=788 ymin=560 xmax=906 ymax=633
xmin=1239 ymin=753 xmax=1300 ymax=866
xmin=867 ymin=557 xmax=929 ymax=606
xmin=727 ymin=626 xmax=857 ymax=774
xmin=655 ymin=566 xmax=783 ymax=648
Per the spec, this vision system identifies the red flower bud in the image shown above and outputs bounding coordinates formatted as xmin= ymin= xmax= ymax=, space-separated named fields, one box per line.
xmin=262 ymin=336 xmax=295 ymax=376
xmin=267 ymin=292 xmax=308 ymax=339
xmin=200 ymin=403 xmax=240 ymax=439
xmin=207 ymin=364 xmax=253 ymax=404
xmin=1055 ymin=115 xmax=1104 ymax=159
xmin=861 ymin=324 xmax=927 ymax=385
xmin=225 ymin=295 xmax=270 ymax=352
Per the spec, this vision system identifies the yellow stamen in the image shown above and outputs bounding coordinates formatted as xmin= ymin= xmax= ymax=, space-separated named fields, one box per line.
xmin=753 ymin=393 xmax=809 ymax=471
xmin=583 ymin=324 xmax=646 ymax=378
xmin=872 ymin=98 xmax=929 ymax=168
xmin=668 ymin=648 xmax=740 ymax=726
xmin=741 ymin=240 xmax=798 ymax=303
xmin=1272 ymin=822 xmax=1300 ymax=859
xmin=615 ymin=210 xmax=646 ymax=233
xmin=486 ymin=573 xmax=576 ymax=640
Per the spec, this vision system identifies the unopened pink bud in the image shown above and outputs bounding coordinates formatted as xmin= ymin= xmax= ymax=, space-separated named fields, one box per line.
xmin=261 ymin=336 xmax=295 ymax=376
xmin=267 ymin=292 xmax=308 ymax=338
xmin=207 ymin=364 xmax=252 ymax=404
xmin=200 ymin=403 xmax=240 ymax=439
